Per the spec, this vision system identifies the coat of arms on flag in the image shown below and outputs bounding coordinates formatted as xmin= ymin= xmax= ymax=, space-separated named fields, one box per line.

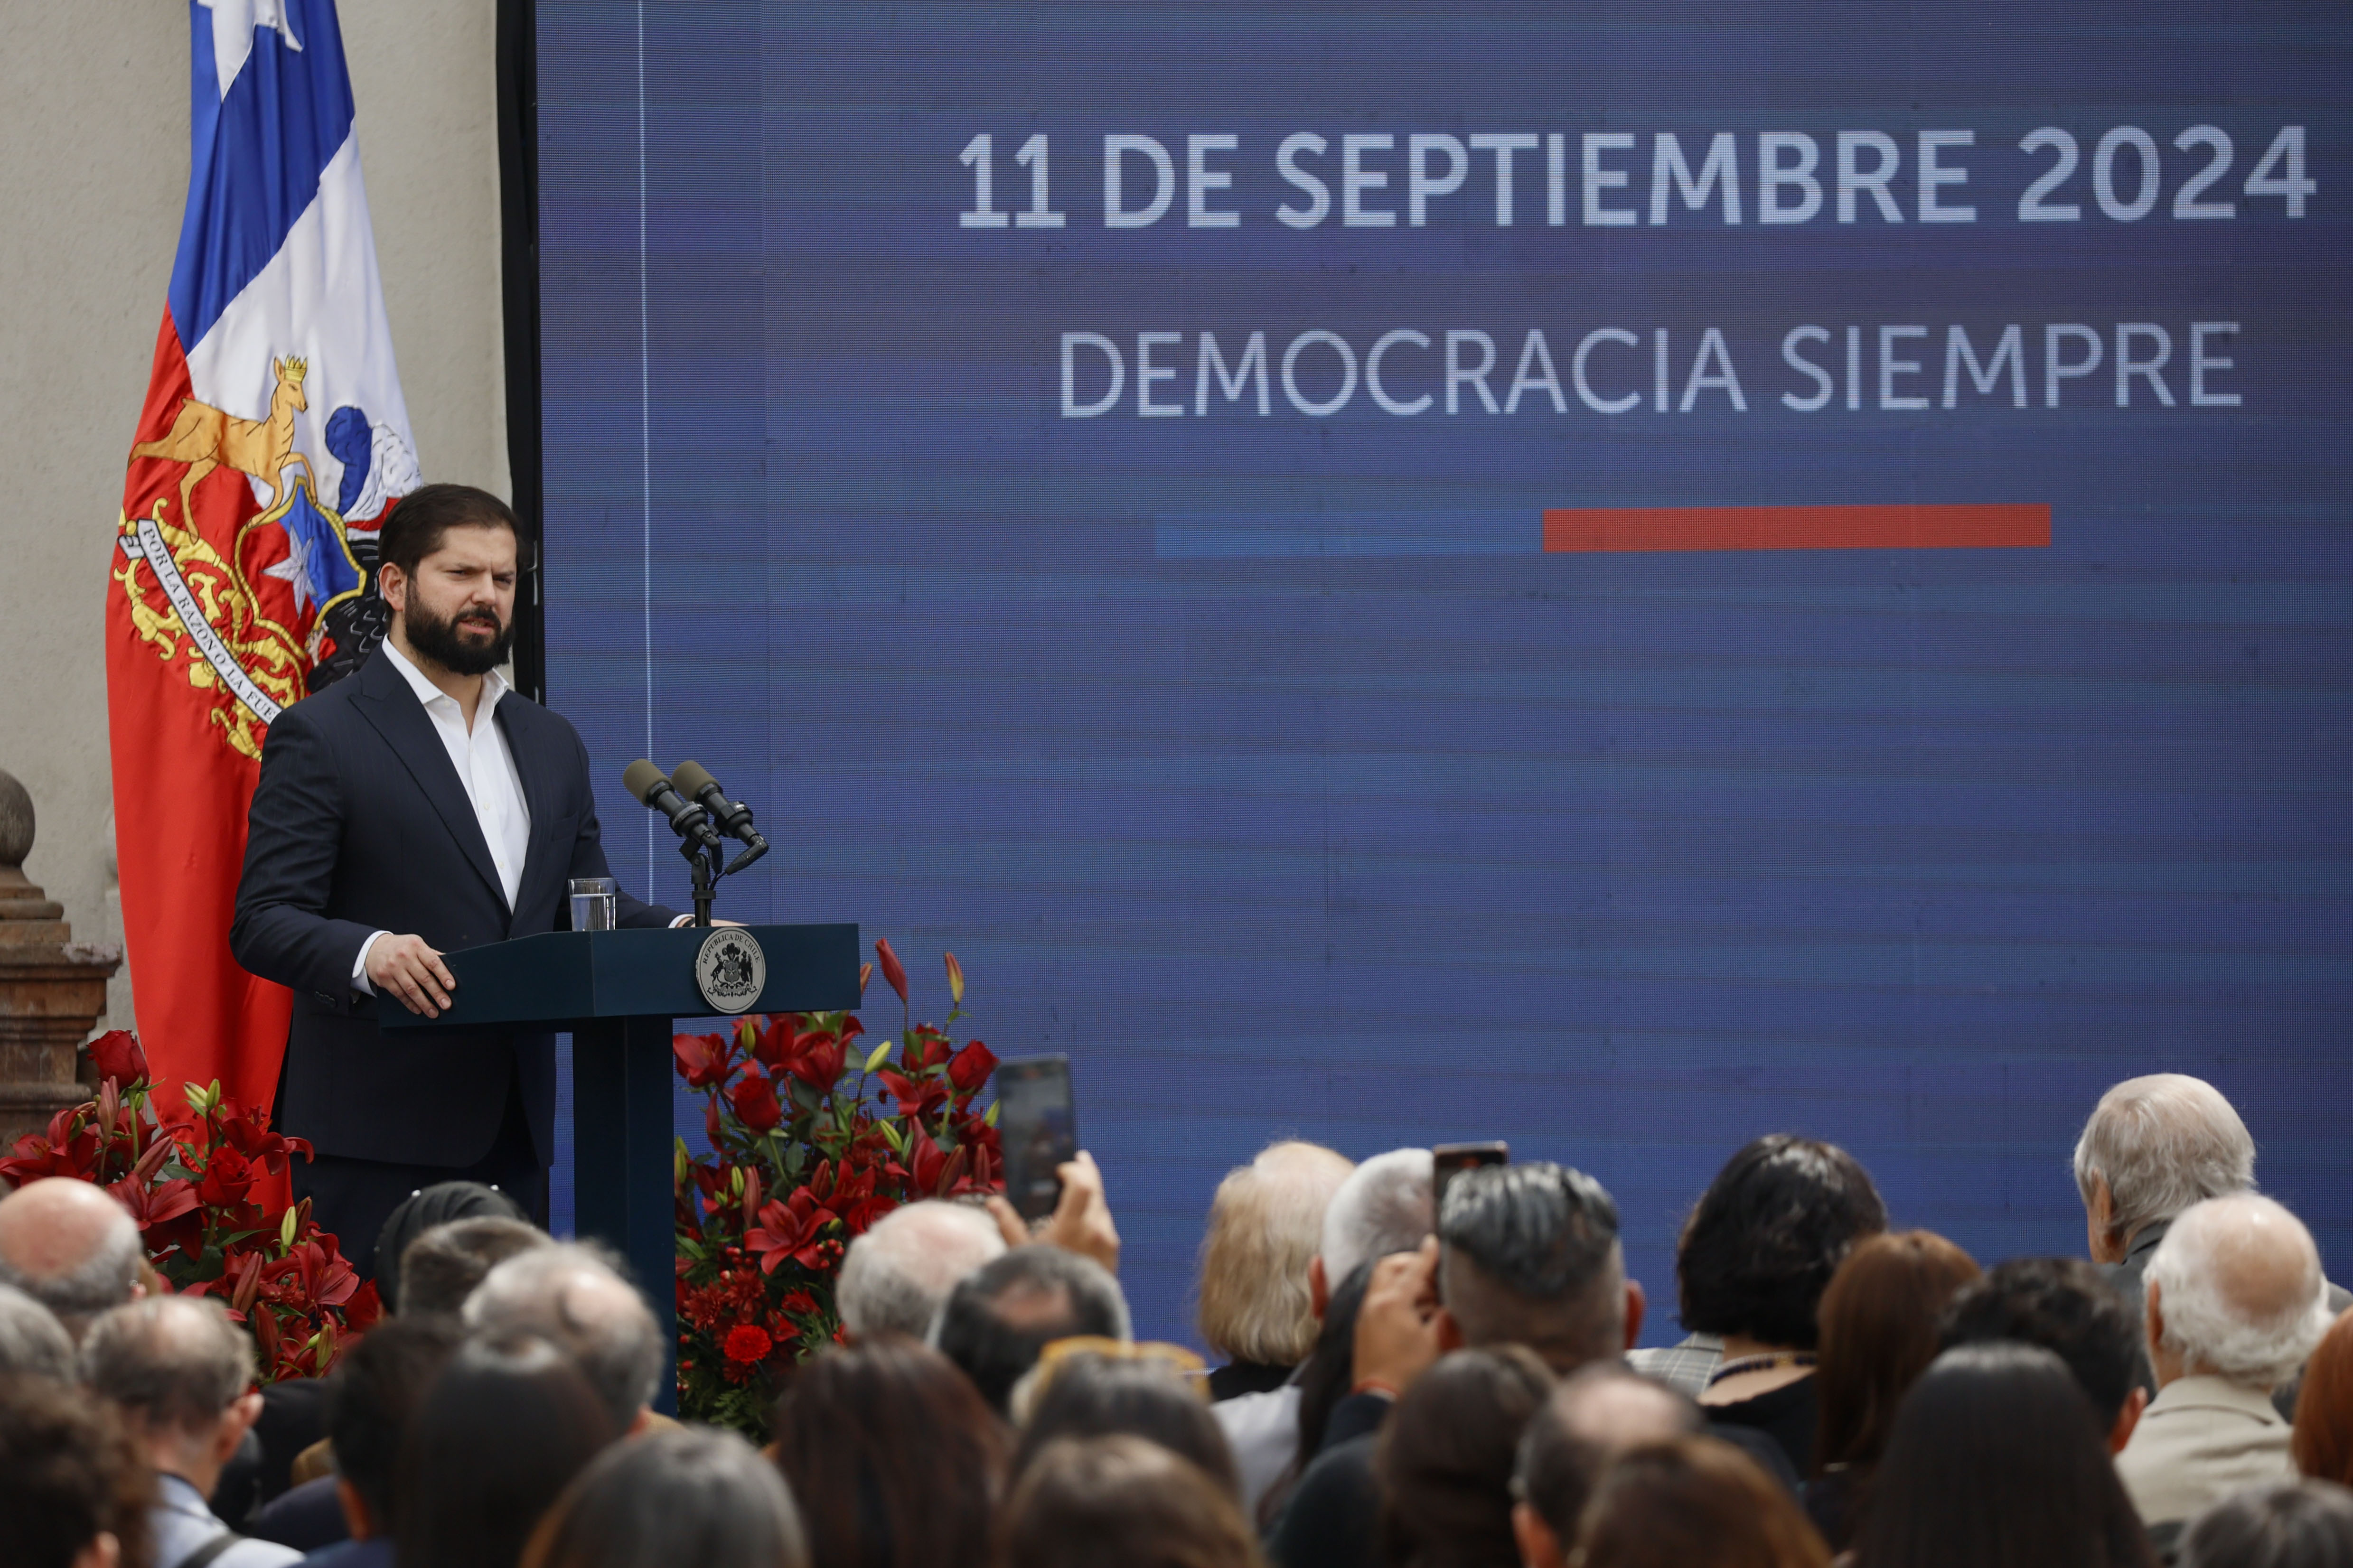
xmin=107 ymin=0 xmax=420 ymax=1117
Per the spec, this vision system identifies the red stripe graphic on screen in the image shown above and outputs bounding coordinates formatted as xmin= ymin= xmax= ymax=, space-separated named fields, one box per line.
xmin=1542 ymin=504 xmax=2050 ymax=552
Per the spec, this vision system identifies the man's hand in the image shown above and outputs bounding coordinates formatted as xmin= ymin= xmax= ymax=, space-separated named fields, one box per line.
xmin=987 ymin=1149 xmax=1122 ymax=1275
xmin=1352 ymin=1236 xmax=1446 ymax=1397
xmin=368 ymin=934 xmax=458 ymax=1017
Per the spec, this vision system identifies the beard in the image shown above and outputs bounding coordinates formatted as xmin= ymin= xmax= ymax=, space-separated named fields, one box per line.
xmin=403 ymin=596 xmax=515 ymax=676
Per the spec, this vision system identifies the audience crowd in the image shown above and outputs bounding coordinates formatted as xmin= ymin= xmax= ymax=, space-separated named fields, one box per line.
xmin=2 ymin=1069 xmax=2351 ymax=1568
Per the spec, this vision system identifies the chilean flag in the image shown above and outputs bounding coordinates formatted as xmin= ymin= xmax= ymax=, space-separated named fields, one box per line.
xmin=107 ymin=0 xmax=419 ymax=1126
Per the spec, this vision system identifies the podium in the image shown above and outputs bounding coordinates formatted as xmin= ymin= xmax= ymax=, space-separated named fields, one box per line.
xmin=380 ymin=924 xmax=860 ymax=1408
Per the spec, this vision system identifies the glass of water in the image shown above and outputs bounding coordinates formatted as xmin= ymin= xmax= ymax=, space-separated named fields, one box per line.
xmin=568 ymin=876 xmax=618 ymax=932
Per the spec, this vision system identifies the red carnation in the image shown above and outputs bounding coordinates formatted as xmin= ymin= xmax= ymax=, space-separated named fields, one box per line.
xmin=87 ymin=1031 xmax=149 ymax=1090
xmin=723 ymin=1324 xmax=773 ymax=1364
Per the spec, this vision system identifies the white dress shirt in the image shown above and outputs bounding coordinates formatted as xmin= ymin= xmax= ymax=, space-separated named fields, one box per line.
xmin=352 ymin=640 xmax=530 ymax=993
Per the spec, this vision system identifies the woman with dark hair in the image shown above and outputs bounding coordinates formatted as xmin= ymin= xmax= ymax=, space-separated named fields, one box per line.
xmin=1804 ymin=1230 xmax=1980 ymax=1550
xmin=1849 ymin=1342 xmax=2157 ymax=1568
xmin=2295 ymin=1307 xmax=2353 ymax=1487
xmin=995 ymin=1433 xmax=1263 ymax=1568
xmin=2179 ymin=1480 xmax=2353 ymax=1568
xmin=1011 ymin=1349 xmax=1240 ymax=1497
xmin=1258 ymin=1258 xmax=1376 ymax=1528
xmin=772 ymin=1334 xmax=1010 ymax=1568
xmin=1678 ymin=1135 xmax=1887 ymax=1477
xmin=395 ymin=1335 xmax=619 ymax=1568
xmin=521 ymin=1427 xmax=807 ymax=1568
xmin=1575 ymin=1435 xmax=1828 ymax=1568
xmin=1377 ymin=1346 xmax=1554 ymax=1568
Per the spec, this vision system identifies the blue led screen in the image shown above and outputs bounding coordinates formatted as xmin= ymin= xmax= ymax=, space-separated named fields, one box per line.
xmin=534 ymin=0 xmax=2353 ymax=1346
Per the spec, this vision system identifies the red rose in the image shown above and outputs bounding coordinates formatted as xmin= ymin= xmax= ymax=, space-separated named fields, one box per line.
xmin=87 ymin=1031 xmax=149 ymax=1090
xmin=728 ymin=1071 xmax=784 ymax=1134
xmin=197 ymin=1145 xmax=254 ymax=1206
xmin=947 ymin=1042 xmax=997 ymax=1095
xmin=723 ymin=1324 xmax=773 ymax=1364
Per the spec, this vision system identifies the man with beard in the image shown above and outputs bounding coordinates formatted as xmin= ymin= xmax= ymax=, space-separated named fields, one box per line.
xmin=233 ymin=484 xmax=682 ymax=1273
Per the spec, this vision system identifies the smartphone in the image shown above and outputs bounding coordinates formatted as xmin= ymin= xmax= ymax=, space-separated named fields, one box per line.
xmin=995 ymin=1055 xmax=1079 ymax=1223
xmin=1431 ymin=1141 xmax=1509 ymax=1213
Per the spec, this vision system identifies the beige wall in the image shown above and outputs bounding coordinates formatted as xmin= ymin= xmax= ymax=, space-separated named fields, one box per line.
xmin=0 ymin=1 xmax=506 ymax=1030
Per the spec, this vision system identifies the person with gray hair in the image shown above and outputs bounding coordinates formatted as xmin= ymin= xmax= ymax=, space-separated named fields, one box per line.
xmin=397 ymin=1214 xmax=551 ymax=1318
xmin=82 ymin=1295 xmax=301 ymax=1568
xmin=462 ymin=1241 xmax=665 ymax=1434
xmin=2118 ymin=1193 xmax=2337 ymax=1536
xmin=0 ymin=1279 xmax=77 ymax=1382
xmin=835 ymin=1199 xmax=1006 ymax=1341
xmin=2075 ymin=1074 xmax=2260 ymax=1300
xmin=519 ymin=1426 xmax=808 ymax=1568
xmin=1215 ymin=1146 xmax=1429 ymax=1513
xmin=1314 ymin=1147 xmax=1435 ymax=1312
xmin=0 ymin=1177 xmax=146 ymax=1343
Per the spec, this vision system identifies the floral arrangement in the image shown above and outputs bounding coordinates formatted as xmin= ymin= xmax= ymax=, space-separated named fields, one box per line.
xmin=0 ymin=1030 xmax=380 ymax=1379
xmin=672 ymin=939 xmax=1003 ymax=1435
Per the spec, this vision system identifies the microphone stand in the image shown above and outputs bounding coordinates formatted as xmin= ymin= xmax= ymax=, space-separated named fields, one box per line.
xmin=684 ymin=834 xmax=722 ymax=929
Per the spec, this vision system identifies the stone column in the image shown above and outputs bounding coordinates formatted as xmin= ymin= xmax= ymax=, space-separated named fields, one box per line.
xmin=0 ymin=769 xmax=123 ymax=1147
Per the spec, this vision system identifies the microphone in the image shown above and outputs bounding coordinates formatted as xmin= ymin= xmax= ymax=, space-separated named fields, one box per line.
xmin=622 ymin=758 xmax=724 ymax=849
xmin=670 ymin=760 xmax=768 ymax=855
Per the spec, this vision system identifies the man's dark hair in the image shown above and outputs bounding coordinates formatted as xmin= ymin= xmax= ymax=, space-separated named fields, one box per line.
xmin=1939 ymin=1255 xmax=2142 ymax=1430
xmin=933 ymin=1248 xmax=1130 ymax=1414
xmin=399 ymin=1217 xmax=549 ymax=1319
xmin=1514 ymin=1364 xmax=1706 ymax=1544
xmin=0 ymin=1374 xmax=153 ymax=1568
xmin=1675 ymin=1135 xmax=1887 ymax=1349
xmin=2179 ymin=1481 xmax=2353 ymax=1568
xmin=396 ymin=1335 xmax=618 ymax=1568
xmin=1438 ymin=1162 xmax=1625 ymax=1370
xmin=1011 ymin=1352 xmax=1239 ymax=1497
xmin=376 ymin=484 xmax=518 ymax=581
xmin=326 ymin=1314 xmax=464 ymax=1531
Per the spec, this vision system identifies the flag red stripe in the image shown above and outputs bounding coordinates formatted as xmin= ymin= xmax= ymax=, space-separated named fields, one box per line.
xmin=1541 ymin=504 xmax=2051 ymax=552
xmin=108 ymin=310 xmax=293 ymax=1141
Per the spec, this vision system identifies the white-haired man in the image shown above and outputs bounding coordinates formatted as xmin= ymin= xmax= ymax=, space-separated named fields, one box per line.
xmin=1213 ymin=1145 xmax=1433 ymax=1513
xmin=2075 ymin=1074 xmax=2262 ymax=1302
xmin=462 ymin=1241 xmax=664 ymax=1433
xmin=2117 ymin=1193 xmax=2335 ymax=1534
xmin=836 ymin=1200 xmax=1007 ymax=1341
xmin=0 ymin=1177 xmax=146 ymax=1343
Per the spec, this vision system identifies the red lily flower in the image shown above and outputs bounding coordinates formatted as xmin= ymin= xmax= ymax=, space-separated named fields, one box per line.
xmin=109 ymin=1175 xmax=205 ymax=1262
xmin=875 ymin=939 xmax=909 ymax=1004
xmin=783 ymin=1031 xmax=846 ymax=1094
xmin=877 ymin=1070 xmax=949 ymax=1121
xmin=744 ymin=1190 xmax=838 ymax=1275
xmin=672 ymin=1031 xmax=735 ymax=1089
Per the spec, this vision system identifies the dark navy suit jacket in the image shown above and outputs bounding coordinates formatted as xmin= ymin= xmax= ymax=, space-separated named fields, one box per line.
xmin=231 ymin=649 xmax=675 ymax=1169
